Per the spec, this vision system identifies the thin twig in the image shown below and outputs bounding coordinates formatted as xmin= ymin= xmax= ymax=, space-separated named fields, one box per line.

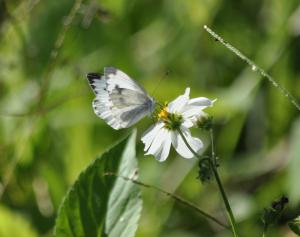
xmin=104 ymin=172 xmax=228 ymax=228
xmin=203 ymin=25 xmax=300 ymax=111
xmin=0 ymin=0 xmax=83 ymax=200
xmin=37 ymin=0 xmax=83 ymax=110
xmin=1 ymin=0 xmax=27 ymax=46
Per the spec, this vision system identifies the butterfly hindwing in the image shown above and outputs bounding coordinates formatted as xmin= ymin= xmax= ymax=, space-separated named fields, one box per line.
xmin=87 ymin=67 xmax=154 ymax=129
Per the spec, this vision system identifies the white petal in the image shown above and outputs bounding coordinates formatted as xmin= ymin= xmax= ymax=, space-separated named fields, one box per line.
xmin=171 ymin=127 xmax=203 ymax=159
xmin=145 ymin=126 xmax=167 ymax=155
xmin=153 ymin=131 xmax=171 ymax=162
xmin=141 ymin=122 xmax=164 ymax=151
xmin=182 ymin=119 xmax=194 ymax=128
xmin=182 ymin=98 xmax=215 ymax=118
xmin=168 ymin=88 xmax=190 ymax=113
xmin=182 ymin=111 xmax=207 ymax=128
xmin=188 ymin=97 xmax=215 ymax=107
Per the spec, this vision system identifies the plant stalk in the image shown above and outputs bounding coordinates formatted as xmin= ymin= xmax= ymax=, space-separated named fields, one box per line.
xmin=177 ymin=128 xmax=239 ymax=237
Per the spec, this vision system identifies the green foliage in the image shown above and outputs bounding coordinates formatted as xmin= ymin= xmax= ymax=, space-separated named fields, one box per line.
xmin=1 ymin=0 xmax=300 ymax=236
xmin=287 ymin=118 xmax=300 ymax=204
xmin=0 ymin=205 xmax=38 ymax=237
xmin=288 ymin=216 xmax=300 ymax=236
xmin=55 ymin=131 xmax=142 ymax=237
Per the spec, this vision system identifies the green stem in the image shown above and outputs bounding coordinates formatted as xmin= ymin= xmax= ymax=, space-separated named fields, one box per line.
xmin=177 ymin=128 xmax=239 ymax=237
xmin=209 ymin=129 xmax=239 ymax=237
xmin=203 ymin=25 xmax=300 ymax=111
xmin=262 ymin=224 xmax=267 ymax=237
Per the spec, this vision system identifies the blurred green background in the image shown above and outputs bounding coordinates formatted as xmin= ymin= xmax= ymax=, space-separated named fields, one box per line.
xmin=1 ymin=0 xmax=300 ymax=236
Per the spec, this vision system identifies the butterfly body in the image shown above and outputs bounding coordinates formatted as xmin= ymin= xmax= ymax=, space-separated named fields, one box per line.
xmin=87 ymin=67 xmax=155 ymax=129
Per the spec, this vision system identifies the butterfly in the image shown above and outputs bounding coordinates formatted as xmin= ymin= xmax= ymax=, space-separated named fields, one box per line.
xmin=86 ymin=67 xmax=155 ymax=130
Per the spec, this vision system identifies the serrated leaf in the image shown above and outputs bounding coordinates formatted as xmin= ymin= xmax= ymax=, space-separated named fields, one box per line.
xmin=54 ymin=130 xmax=142 ymax=237
xmin=288 ymin=217 xmax=300 ymax=236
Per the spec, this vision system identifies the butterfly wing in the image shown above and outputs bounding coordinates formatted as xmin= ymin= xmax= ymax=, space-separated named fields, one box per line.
xmin=87 ymin=67 xmax=154 ymax=130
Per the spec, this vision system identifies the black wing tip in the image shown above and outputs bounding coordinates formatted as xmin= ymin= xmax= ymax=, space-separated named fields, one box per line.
xmin=86 ymin=73 xmax=103 ymax=86
xmin=86 ymin=72 xmax=101 ymax=80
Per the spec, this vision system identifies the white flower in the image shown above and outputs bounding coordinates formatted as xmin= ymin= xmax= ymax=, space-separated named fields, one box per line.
xmin=141 ymin=88 xmax=215 ymax=162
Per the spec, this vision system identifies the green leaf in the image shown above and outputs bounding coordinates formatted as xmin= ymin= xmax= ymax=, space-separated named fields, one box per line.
xmin=54 ymin=130 xmax=142 ymax=237
xmin=288 ymin=216 xmax=300 ymax=236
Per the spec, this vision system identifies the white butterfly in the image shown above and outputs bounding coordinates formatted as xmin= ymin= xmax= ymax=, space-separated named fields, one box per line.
xmin=87 ymin=67 xmax=155 ymax=130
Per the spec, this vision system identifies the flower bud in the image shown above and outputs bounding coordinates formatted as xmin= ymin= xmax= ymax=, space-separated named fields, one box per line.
xmin=196 ymin=114 xmax=213 ymax=130
xmin=261 ymin=196 xmax=289 ymax=228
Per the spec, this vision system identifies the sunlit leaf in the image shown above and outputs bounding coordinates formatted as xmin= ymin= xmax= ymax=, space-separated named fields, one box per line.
xmin=54 ymin=130 xmax=142 ymax=237
xmin=288 ymin=216 xmax=300 ymax=236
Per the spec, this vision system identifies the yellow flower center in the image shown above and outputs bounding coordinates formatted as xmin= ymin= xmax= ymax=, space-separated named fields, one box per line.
xmin=157 ymin=106 xmax=169 ymax=120
xmin=156 ymin=105 xmax=183 ymax=130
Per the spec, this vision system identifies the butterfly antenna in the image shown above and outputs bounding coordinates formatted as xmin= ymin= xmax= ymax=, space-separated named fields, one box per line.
xmin=150 ymin=69 xmax=170 ymax=98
